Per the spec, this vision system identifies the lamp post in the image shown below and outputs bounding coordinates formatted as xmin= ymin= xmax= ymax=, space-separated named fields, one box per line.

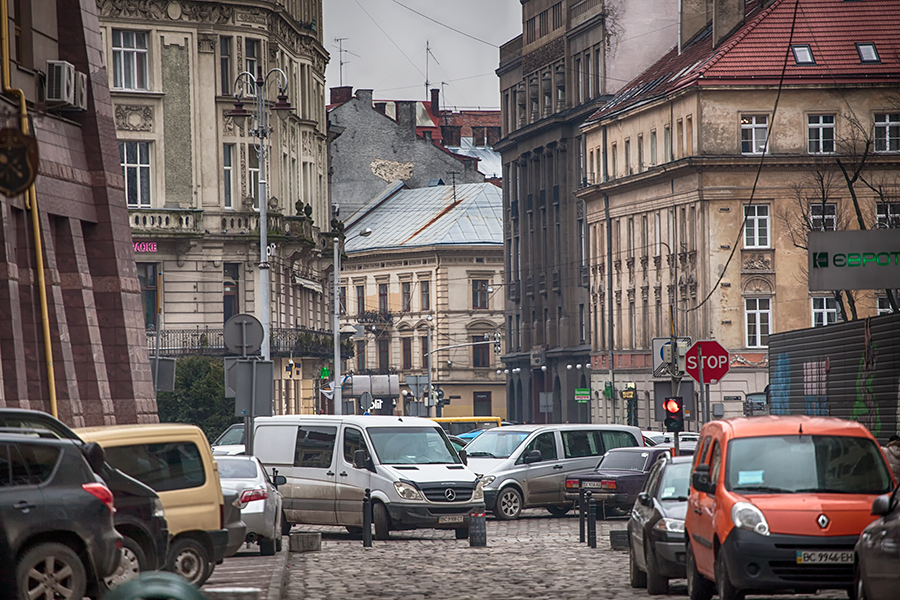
xmin=334 ymin=227 xmax=372 ymax=415
xmin=227 ymin=68 xmax=294 ymax=361
xmin=426 ymin=314 xmax=434 ymax=417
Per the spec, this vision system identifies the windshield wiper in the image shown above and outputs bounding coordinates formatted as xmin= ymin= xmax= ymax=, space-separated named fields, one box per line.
xmin=732 ymin=485 xmax=793 ymax=493
xmin=661 ymin=495 xmax=689 ymax=502
xmin=794 ymin=487 xmax=854 ymax=494
xmin=466 ymin=451 xmax=497 ymax=458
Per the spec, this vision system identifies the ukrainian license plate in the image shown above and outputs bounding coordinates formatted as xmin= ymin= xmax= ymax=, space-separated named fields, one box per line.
xmin=438 ymin=515 xmax=465 ymax=524
xmin=795 ymin=550 xmax=854 ymax=564
xmin=582 ymin=481 xmax=604 ymax=488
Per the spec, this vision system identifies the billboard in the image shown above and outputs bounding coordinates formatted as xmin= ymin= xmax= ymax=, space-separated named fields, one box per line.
xmin=808 ymin=230 xmax=900 ymax=290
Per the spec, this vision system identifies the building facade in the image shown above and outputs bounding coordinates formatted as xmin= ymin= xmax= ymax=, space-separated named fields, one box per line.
xmin=496 ymin=0 xmax=678 ymax=424
xmin=97 ymin=0 xmax=332 ymax=414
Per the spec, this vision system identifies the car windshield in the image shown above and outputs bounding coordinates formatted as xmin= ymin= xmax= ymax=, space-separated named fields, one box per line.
xmin=216 ymin=457 xmax=258 ymax=479
xmin=597 ymin=451 xmax=649 ymax=471
xmin=367 ymin=427 xmax=460 ymax=465
xmin=657 ymin=461 xmax=692 ymax=501
xmin=463 ymin=430 xmax=530 ymax=458
xmin=726 ymin=435 xmax=892 ymax=495
xmin=215 ymin=425 xmax=244 ymax=446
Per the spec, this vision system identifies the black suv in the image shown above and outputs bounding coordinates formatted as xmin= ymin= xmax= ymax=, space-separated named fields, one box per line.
xmin=1 ymin=433 xmax=122 ymax=599
xmin=0 ymin=409 xmax=169 ymax=586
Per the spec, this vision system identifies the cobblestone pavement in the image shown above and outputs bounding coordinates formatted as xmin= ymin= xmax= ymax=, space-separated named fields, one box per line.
xmin=203 ymin=542 xmax=287 ymax=599
xmin=282 ymin=509 xmax=848 ymax=600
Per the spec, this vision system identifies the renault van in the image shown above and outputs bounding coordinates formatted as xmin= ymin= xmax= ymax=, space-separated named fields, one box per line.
xmin=252 ymin=415 xmax=485 ymax=540
xmin=685 ymin=416 xmax=894 ymax=600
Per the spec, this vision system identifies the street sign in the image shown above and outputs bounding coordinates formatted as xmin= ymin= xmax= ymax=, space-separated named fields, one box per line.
xmin=685 ymin=340 xmax=730 ymax=384
xmin=574 ymin=388 xmax=590 ymax=403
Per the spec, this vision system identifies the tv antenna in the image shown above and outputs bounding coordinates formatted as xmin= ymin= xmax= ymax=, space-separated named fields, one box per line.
xmin=333 ymin=38 xmax=360 ymax=87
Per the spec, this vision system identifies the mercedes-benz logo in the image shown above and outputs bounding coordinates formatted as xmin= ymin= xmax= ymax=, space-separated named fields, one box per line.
xmin=444 ymin=488 xmax=457 ymax=501
xmin=817 ymin=514 xmax=829 ymax=528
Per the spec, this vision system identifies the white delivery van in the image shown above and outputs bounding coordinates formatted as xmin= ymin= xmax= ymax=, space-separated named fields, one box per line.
xmin=252 ymin=415 xmax=485 ymax=540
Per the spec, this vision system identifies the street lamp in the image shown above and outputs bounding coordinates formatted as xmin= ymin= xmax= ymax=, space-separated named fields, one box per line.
xmin=227 ymin=67 xmax=294 ymax=361
xmin=334 ymin=227 xmax=372 ymax=415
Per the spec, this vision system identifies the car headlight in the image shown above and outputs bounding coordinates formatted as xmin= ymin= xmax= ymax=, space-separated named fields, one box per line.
xmin=152 ymin=498 xmax=165 ymax=519
xmin=653 ymin=517 xmax=684 ymax=533
xmin=393 ymin=481 xmax=423 ymax=501
xmin=473 ymin=479 xmax=485 ymax=501
xmin=480 ymin=475 xmax=496 ymax=488
xmin=731 ymin=501 xmax=770 ymax=536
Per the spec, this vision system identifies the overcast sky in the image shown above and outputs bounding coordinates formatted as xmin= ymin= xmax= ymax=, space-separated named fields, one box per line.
xmin=323 ymin=0 xmax=522 ymax=110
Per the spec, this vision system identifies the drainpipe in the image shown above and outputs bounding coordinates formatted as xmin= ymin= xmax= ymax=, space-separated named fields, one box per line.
xmin=1 ymin=0 xmax=57 ymax=417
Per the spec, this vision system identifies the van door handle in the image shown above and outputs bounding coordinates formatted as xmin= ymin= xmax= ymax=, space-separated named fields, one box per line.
xmin=339 ymin=472 xmax=348 ymax=477
xmin=553 ymin=465 xmax=564 ymax=469
xmin=693 ymin=507 xmax=702 ymax=514
xmin=14 ymin=501 xmax=35 ymax=511
xmin=326 ymin=471 xmax=335 ymax=476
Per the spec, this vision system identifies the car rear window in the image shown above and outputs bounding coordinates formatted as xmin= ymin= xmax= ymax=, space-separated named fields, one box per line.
xmin=562 ymin=430 xmax=604 ymax=458
xmin=105 ymin=442 xmax=206 ymax=492
xmin=601 ymin=430 xmax=639 ymax=451
xmin=597 ymin=451 xmax=648 ymax=471
xmin=216 ymin=458 xmax=258 ymax=479
xmin=0 ymin=443 xmax=61 ymax=486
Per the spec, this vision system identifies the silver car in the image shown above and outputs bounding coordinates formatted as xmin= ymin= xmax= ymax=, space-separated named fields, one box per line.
xmin=216 ymin=455 xmax=285 ymax=555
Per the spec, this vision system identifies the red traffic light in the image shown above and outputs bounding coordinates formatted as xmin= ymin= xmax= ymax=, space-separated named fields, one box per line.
xmin=663 ymin=398 xmax=682 ymax=414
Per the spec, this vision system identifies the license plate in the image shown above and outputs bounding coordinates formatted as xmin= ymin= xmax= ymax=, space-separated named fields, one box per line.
xmin=582 ymin=481 xmax=604 ymax=488
xmin=438 ymin=515 xmax=465 ymax=524
xmin=795 ymin=550 xmax=854 ymax=564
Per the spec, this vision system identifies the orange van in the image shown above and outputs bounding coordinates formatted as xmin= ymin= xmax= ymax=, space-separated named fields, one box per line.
xmin=685 ymin=416 xmax=894 ymax=600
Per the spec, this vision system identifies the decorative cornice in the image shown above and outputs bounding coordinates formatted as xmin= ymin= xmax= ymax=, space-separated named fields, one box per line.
xmin=97 ymin=0 xmax=234 ymax=24
xmin=115 ymin=105 xmax=153 ymax=131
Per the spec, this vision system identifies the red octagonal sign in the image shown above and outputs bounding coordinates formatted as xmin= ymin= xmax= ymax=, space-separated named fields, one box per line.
xmin=685 ymin=340 xmax=730 ymax=385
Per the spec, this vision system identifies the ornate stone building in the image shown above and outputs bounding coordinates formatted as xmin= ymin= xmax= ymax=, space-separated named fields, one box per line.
xmin=97 ymin=0 xmax=332 ymax=413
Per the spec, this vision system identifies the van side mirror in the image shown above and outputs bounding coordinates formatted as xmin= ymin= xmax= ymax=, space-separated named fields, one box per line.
xmin=354 ymin=449 xmax=375 ymax=471
xmin=83 ymin=442 xmax=106 ymax=474
xmin=523 ymin=449 xmax=542 ymax=464
xmin=457 ymin=449 xmax=468 ymax=465
xmin=637 ymin=491 xmax=652 ymax=506
xmin=871 ymin=493 xmax=891 ymax=516
xmin=691 ymin=463 xmax=714 ymax=494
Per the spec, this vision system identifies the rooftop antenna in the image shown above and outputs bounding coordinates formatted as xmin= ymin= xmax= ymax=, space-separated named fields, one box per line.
xmin=448 ymin=170 xmax=459 ymax=202
xmin=425 ymin=40 xmax=431 ymax=100
xmin=333 ymin=38 xmax=359 ymax=87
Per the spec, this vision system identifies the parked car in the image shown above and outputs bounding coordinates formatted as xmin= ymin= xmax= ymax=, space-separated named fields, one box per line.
xmin=628 ymin=454 xmax=693 ymax=595
xmin=855 ymin=483 xmax=900 ymax=600
xmin=465 ymin=423 xmax=644 ymax=520
xmin=1 ymin=432 xmax=122 ymax=600
xmin=564 ymin=446 xmax=672 ymax=513
xmin=0 ymin=408 xmax=168 ymax=588
xmin=686 ymin=416 xmax=893 ymax=600
xmin=211 ymin=423 xmax=245 ymax=456
xmin=447 ymin=435 xmax=468 ymax=452
xmin=216 ymin=455 xmax=286 ymax=555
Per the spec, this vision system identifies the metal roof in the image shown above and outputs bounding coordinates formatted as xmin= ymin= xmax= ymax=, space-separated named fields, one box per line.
xmin=444 ymin=137 xmax=502 ymax=179
xmin=344 ymin=182 xmax=503 ymax=253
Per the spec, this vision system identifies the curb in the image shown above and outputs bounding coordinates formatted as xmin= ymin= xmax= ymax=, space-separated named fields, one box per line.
xmin=266 ymin=535 xmax=290 ymax=600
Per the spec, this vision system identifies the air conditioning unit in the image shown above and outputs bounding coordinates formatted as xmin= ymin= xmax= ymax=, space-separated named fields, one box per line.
xmin=46 ymin=60 xmax=76 ymax=106
xmin=71 ymin=71 xmax=88 ymax=111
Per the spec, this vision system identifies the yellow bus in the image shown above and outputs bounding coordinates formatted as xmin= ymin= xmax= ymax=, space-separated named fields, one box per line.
xmin=433 ymin=417 xmax=502 ymax=436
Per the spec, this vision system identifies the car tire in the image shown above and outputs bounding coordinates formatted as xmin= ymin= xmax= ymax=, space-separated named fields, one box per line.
xmin=853 ymin=565 xmax=866 ymax=600
xmin=17 ymin=542 xmax=87 ymax=600
xmin=645 ymin=540 xmax=669 ymax=595
xmin=686 ymin=540 xmax=714 ymax=600
xmin=259 ymin=537 xmax=276 ymax=556
xmin=715 ymin=550 xmax=745 ymax=600
xmin=104 ymin=536 xmax=148 ymax=589
xmin=547 ymin=505 xmax=571 ymax=517
xmin=167 ymin=538 xmax=211 ymax=587
xmin=373 ymin=502 xmax=391 ymax=540
xmin=281 ymin=510 xmax=292 ymax=536
xmin=345 ymin=526 xmax=363 ymax=535
xmin=629 ymin=539 xmax=647 ymax=589
xmin=275 ymin=535 xmax=283 ymax=553
xmin=455 ymin=528 xmax=469 ymax=540
xmin=493 ymin=487 xmax=523 ymax=520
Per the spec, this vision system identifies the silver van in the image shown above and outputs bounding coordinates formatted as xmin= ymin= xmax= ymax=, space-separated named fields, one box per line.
xmin=465 ymin=423 xmax=644 ymax=520
xmin=252 ymin=415 xmax=485 ymax=540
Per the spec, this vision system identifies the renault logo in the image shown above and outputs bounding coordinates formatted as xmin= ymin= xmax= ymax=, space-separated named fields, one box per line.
xmin=444 ymin=488 xmax=457 ymax=501
xmin=817 ymin=514 xmax=829 ymax=529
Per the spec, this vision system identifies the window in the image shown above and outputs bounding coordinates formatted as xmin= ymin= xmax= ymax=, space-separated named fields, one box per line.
xmin=741 ymin=114 xmax=768 ymax=154
xmin=356 ymin=285 xmax=365 ymax=315
xmin=342 ymin=427 xmax=369 ymax=464
xmin=220 ymin=36 xmax=232 ymax=95
xmin=112 ymin=30 xmax=148 ymax=90
xmin=877 ymin=296 xmax=894 ymax=315
xmin=579 ymin=303 xmax=586 ymax=343
xmin=745 ymin=298 xmax=771 ymax=348
xmin=792 ymin=45 xmax=814 ymax=65
xmin=876 ymin=202 xmax=900 ymax=228
xmin=402 ymin=282 xmax=411 ymax=311
xmin=356 ymin=340 xmax=366 ymax=371
xmin=245 ymin=38 xmax=260 ymax=91
xmin=857 ymin=43 xmax=880 ymax=63
xmin=223 ymin=263 xmax=239 ymax=323
xmin=472 ymin=280 xmax=489 ymax=309
xmin=0 ymin=443 xmax=59 ymax=487
xmin=420 ymin=335 xmax=429 ymax=369
xmin=378 ymin=283 xmax=388 ymax=312
xmin=473 ymin=392 xmax=492 ymax=417
xmin=649 ymin=130 xmax=657 ymax=166
xmin=248 ymin=147 xmax=260 ymax=208
xmin=293 ymin=425 xmax=336 ymax=468
xmin=709 ymin=442 xmax=722 ymax=486
xmin=611 ymin=143 xmax=617 ymax=178
xmin=136 ymin=262 xmax=158 ymax=329
xmin=421 ymin=280 xmax=431 ymax=311
xmin=874 ymin=114 xmax=900 ymax=153
xmin=223 ymin=144 xmax=234 ymax=208
xmin=119 ymin=141 xmax=151 ymax=207
xmin=812 ymin=296 xmax=839 ymax=327
xmin=808 ymin=115 xmax=835 ymax=154
xmin=601 ymin=430 xmax=639 ymax=451
xmin=624 ymin=139 xmax=631 ymax=175
xmin=521 ymin=432 xmax=557 ymax=462
xmin=743 ymin=205 xmax=770 ymax=248
xmin=402 ymin=338 xmax=412 ymax=370
xmin=472 ymin=335 xmax=490 ymax=368
xmin=378 ymin=339 xmax=390 ymax=371
xmin=105 ymin=442 xmax=205 ymax=492
xmin=810 ymin=203 xmax=836 ymax=231
xmin=339 ymin=286 xmax=347 ymax=316
xmin=637 ymin=134 xmax=644 ymax=172
xmin=11 ymin=0 xmax=32 ymax=69
xmin=561 ymin=430 xmax=602 ymax=458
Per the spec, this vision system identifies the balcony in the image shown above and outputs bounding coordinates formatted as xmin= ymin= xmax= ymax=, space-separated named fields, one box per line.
xmin=357 ymin=310 xmax=394 ymax=325
xmin=145 ymin=326 xmax=346 ymax=359
xmin=130 ymin=208 xmax=203 ymax=236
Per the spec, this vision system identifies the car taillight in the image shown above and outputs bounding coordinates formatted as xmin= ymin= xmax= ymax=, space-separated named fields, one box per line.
xmin=240 ymin=488 xmax=268 ymax=505
xmin=565 ymin=479 xmax=579 ymax=490
xmin=600 ymin=480 xmax=617 ymax=490
xmin=83 ymin=483 xmax=115 ymax=513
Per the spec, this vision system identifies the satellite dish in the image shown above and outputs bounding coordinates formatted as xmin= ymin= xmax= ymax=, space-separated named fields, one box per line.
xmin=223 ymin=313 xmax=264 ymax=356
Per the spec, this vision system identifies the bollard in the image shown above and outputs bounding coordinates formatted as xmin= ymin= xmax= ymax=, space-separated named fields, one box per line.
xmin=469 ymin=512 xmax=487 ymax=547
xmin=362 ymin=488 xmax=373 ymax=547
xmin=587 ymin=491 xmax=597 ymax=549
xmin=578 ymin=486 xmax=586 ymax=543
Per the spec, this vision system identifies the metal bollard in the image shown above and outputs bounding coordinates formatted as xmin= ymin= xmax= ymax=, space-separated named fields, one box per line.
xmin=578 ymin=486 xmax=586 ymax=543
xmin=587 ymin=491 xmax=597 ymax=549
xmin=469 ymin=512 xmax=487 ymax=547
xmin=362 ymin=488 xmax=373 ymax=547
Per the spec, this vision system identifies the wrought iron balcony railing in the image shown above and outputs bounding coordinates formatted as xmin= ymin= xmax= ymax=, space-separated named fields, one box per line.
xmin=145 ymin=326 xmax=353 ymax=359
xmin=356 ymin=310 xmax=394 ymax=325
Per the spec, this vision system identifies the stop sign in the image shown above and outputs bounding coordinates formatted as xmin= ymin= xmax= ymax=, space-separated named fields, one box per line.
xmin=685 ymin=340 xmax=730 ymax=384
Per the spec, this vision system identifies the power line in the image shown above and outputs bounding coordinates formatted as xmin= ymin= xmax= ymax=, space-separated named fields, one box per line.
xmin=390 ymin=0 xmax=501 ymax=48
xmin=353 ymin=0 xmax=426 ymax=81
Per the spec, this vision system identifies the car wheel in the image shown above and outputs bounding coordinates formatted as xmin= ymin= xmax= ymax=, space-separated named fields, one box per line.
xmin=167 ymin=538 xmax=211 ymax=587
xmin=17 ymin=542 xmax=87 ymax=600
xmin=645 ymin=539 xmax=669 ymax=595
xmin=455 ymin=527 xmax=469 ymax=540
xmin=686 ymin=540 xmax=714 ymax=600
xmin=345 ymin=526 xmax=363 ymax=535
xmin=259 ymin=537 xmax=276 ymax=556
xmin=547 ymin=505 xmax=571 ymax=517
xmin=104 ymin=536 xmax=147 ymax=589
xmin=281 ymin=510 xmax=292 ymax=535
xmin=493 ymin=487 xmax=523 ymax=520
xmin=629 ymin=538 xmax=647 ymax=588
xmin=715 ymin=550 xmax=745 ymax=600
xmin=373 ymin=502 xmax=391 ymax=540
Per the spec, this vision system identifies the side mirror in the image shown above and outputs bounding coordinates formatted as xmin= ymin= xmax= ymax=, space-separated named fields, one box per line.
xmin=637 ymin=491 xmax=652 ymax=506
xmin=354 ymin=449 xmax=376 ymax=471
xmin=871 ymin=493 xmax=891 ymax=516
xmin=523 ymin=449 xmax=542 ymax=464
xmin=83 ymin=442 xmax=106 ymax=474
xmin=273 ymin=475 xmax=287 ymax=487
xmin=691 ymin=463 xmax=714 ymax=494
xmin=458 ymin=449 xmax=468 ymax=466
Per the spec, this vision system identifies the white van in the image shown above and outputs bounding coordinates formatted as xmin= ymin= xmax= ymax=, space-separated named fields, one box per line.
xmin=252 ymin=415 xmax=485 ymax=540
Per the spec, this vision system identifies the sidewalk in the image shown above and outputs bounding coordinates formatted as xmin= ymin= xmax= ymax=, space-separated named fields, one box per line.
xmin=202 ymin=537 xmax=289 ymax=600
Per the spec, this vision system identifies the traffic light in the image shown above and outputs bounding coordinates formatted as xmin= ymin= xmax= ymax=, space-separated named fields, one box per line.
xmin=663 ymin=397 xmax=684 ymax=432
xmin=494 ymin=332 xmax=502 ymax=355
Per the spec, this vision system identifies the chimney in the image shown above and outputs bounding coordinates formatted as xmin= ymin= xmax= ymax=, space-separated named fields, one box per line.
xmin=487 ymin=126 xmax=501 ymax=147
xmin=424 ymin=130 xmax=433 ymax=142
xmin=374 ymin=102 xmax=386 ymax=115
xmin=713 ymin=0 xmax=744 ymax=48
xmin=396 ymin=100 xmax=417 ymax=141
xmin=441 ymin=125 xmax=461 ymax=146
xmin=356 ymin=89 xmax=374 ymax=108
xmin=330 ymin=86 xmax=353 ymax=105
xmin=430 ymin=88 xmax=440 ymax=116
xmin=473 ymin=126 xmax=485 ymax=147
xmin=679 ymin=0 xmax=711 ymax=52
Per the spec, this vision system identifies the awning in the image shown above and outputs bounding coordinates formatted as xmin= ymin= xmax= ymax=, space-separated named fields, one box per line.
xmin=293 ymin=275 xmax=323 ymax=294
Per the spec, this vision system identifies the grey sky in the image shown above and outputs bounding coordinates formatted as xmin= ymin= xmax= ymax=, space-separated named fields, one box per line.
xmin=323 ymin=0 xmax=522 ymax=110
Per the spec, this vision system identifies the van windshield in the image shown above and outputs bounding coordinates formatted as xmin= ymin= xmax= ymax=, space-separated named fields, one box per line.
xmin=726 ymin=435 xmax=892 ymax=495
xmin=368 ymin=427 xmax=460 ymax=465
xmin=463 ymin=430 xmax=530 ymax=459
